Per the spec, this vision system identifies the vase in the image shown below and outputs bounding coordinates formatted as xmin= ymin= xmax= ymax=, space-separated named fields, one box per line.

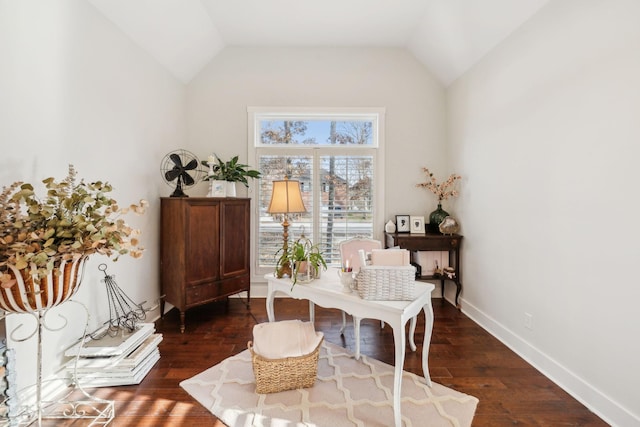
xmin=0 ymin=256 xmax=88 ymax=313
xmin=428 ymin=203 xmax=449 ymax=233
xmin=385 ymin=220 xmax=396 ymax=233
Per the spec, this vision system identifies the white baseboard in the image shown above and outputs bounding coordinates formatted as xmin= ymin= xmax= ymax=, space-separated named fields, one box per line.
xmin=248 ymin=281 xmax=268 ymax=298
xmin=461 ymin=298 xmax=638 ymax=427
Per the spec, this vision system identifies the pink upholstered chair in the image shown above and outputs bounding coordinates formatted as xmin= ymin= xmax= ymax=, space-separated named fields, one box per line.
xmin=339 ymin=237 xmax=382 ymax=272
xmin=337 ymin=237 xmax=382 ymax=334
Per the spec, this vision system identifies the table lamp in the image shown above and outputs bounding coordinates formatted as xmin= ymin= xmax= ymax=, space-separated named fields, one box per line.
xmin=267 ymin=177 xmax=307 ymax=278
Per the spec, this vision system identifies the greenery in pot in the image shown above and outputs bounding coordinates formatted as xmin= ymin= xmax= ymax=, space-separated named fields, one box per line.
xmin=202 ymin=154 xmax=261 ymax=187
xmin=0 ymin=165 xmax=147 ymax=288
xmin=275 ymin=236 xmax=327 ymax=286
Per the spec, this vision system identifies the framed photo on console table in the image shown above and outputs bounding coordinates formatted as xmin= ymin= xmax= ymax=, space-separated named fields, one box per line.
xmin=396 ymin=215 xmax=410 ymax=233
xmin=410 ymin=216 xmax=425 ymax=234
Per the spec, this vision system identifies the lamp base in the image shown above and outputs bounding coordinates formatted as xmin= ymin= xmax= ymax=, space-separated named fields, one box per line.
xmin=277 ymin=263 xmax=292 ymax=279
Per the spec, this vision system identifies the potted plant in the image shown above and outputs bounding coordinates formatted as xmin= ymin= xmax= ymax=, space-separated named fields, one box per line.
xmin=275 ymin=236 xmax=327 ymax=286
xmin=0 ymin=164 xmax=147 ymax=311
xmin=202 ymin=154 xmax=261 ymax=197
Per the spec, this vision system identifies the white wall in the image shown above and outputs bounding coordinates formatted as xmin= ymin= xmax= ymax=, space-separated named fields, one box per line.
xmin=0 ymin=0 xmax=184 ymax=394
xmin=187 ymin=46 xmax=447 ymax=220
xmin=447 ymin=0 xmax=640 ymax=425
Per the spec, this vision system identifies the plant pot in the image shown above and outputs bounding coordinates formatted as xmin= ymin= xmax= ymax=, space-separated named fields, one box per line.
xmin=208 ymin=180 xmax=226 ymax=197
xmin=226 ymin=181 xmax=237 ymax=197
xmin=294 ymin=261 xmax=314 ymax=283
xmin=0 ymin=256 xmax=88 ymax=313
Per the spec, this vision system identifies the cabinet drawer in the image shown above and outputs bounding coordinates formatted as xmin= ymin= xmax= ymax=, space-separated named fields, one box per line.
xmin=186 ymin=276 xmax=249 ymax=306
xmin=390 ymin=235 xmax=461 ymax=251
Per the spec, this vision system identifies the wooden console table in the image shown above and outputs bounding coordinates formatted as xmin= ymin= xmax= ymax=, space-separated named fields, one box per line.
xmin=385 ymin=232 xmax=463 ymax=307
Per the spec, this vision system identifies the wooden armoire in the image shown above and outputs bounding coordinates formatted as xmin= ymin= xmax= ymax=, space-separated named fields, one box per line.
xmin=160 ymin=197 xmax=250 ymax=332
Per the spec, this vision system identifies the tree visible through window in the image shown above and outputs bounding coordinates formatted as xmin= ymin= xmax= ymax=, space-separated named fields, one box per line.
xmin=249 ymin=109 xmax=383 ymax=277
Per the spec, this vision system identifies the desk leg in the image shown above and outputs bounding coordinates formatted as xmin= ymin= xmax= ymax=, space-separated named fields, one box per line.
xmin=339 ymin=311 xmax=347 ymax=335
xmin=392 ymin=321 xmax=407 ymax=427
xmin=422 ymin=302 xmax=434 ymax=387
xmin=408 ymin=315 xmax=417 ymax=352
xmin=353 ymin=316 xmax=362 ymax=360
xmin=308 ymin=301 xmax=315 ymax=324
xmin=266 ymin=288 xmax=276 ymax=322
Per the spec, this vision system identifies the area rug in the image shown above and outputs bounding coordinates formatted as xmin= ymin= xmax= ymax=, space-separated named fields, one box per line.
xmin=180 ymin=342 xmax=478 ymax=427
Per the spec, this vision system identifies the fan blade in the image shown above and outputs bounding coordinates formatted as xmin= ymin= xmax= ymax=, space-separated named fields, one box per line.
xmin=184 ymin=159 xmax=198 ymax=170
xmin=181 ymin=172 xmax=195 ymax=186
xmin=169 ymin=153 xmax=183 ymax=168
xmin=165 ymin=167 xmax=182 ymax=182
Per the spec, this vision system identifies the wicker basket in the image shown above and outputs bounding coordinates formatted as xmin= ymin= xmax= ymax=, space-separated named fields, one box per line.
xmin=354 ymin=265 xmax=416 ymax=300
xmin=248 ymin=337 xmax=323 ymax=394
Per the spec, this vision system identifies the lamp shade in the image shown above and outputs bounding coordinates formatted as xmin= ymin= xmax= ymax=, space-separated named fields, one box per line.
xmin=267 ymin=178 xmax=306 ymax=214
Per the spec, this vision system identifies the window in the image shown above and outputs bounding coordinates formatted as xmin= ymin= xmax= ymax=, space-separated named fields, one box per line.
xmin=248 ymin=108 xmax=385 ymax=279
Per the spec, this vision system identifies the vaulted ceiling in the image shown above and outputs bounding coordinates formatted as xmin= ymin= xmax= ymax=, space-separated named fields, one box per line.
xmin=88 ymin=0 xmax=550 ymax=86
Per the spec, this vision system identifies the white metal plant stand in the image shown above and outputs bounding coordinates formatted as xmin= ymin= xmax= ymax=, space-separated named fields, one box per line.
xmin=0 ymin=258 xmax=115 ymax=426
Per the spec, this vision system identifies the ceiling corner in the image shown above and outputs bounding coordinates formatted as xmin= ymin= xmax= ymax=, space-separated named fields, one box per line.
xmin=89 ymin=0 xmax=225 ymax=84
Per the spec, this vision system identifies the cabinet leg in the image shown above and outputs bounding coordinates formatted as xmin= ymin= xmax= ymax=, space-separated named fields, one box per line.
xmin=455 ymin=282 xmax=462 ymax=309
xmin=179 ymin=311 xmax=186 ymax=334
xmin=240 ymin=290 xmax=251 ymax=309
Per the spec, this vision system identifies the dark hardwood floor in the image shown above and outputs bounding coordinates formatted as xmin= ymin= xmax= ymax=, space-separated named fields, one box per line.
xmin=73 ymin=297 xmax=607 ymax=426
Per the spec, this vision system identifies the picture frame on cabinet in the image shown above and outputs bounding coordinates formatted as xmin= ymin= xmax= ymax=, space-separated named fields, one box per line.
xmin=396 ymin=215 xmax=410 ymax=233
xmin=410 ymin=216 xmax=425 ymax=234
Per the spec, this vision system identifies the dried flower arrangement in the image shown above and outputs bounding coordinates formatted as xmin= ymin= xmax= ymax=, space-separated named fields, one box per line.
xmin=416 ymin=167 xmax=461 ymax=202
xmin=0 ymin=165 xmax=147 ymax=289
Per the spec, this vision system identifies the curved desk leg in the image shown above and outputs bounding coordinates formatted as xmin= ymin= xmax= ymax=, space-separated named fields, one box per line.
xmin=340 ymin=310 xmax=347 ymax=335
xmin=392 ymin=321 xmax=407 ymax=427
xmin=308 ymin=301 xmax=315 ymax=324
xmin=408 ymin=315 xmax=417 ymax=352
xmin=353 ymin=316 xmax=362 ymax=360
xmin=422 ymin=302 xmax=434 ymax=387
xmin=266 ymin=287 xmax=276 ymax=322
xmin=455 ymin=281 xmax=462 ymax=308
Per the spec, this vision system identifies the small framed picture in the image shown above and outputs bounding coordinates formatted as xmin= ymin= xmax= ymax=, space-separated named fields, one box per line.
xmin=396 ymin=215 xmax=410 ymax=233
xmin=410 ymin=216 xmax=425 ymax=234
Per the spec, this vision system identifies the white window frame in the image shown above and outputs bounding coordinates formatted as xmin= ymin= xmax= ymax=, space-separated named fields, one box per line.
xmin=247 ymin=106 xmax=386 ymax=284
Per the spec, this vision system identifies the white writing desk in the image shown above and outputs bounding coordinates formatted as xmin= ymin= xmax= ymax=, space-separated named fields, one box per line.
xmin=265 ymin=270 xmax=435 ymax=427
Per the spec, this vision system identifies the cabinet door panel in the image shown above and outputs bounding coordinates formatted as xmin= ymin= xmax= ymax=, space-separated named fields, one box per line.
xmin=220 ymin=200 xmax=250 ymax=278
xmin=186 ymin=203 xmax=220 ymax=283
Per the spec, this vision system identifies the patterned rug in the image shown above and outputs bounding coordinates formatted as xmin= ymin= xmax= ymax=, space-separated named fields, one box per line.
xmin=180 ymin=342 xmax=478 ymax=427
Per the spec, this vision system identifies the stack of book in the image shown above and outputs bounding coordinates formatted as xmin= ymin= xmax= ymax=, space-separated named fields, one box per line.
xmin=63 ymin=323 xmax=162 ymax=387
